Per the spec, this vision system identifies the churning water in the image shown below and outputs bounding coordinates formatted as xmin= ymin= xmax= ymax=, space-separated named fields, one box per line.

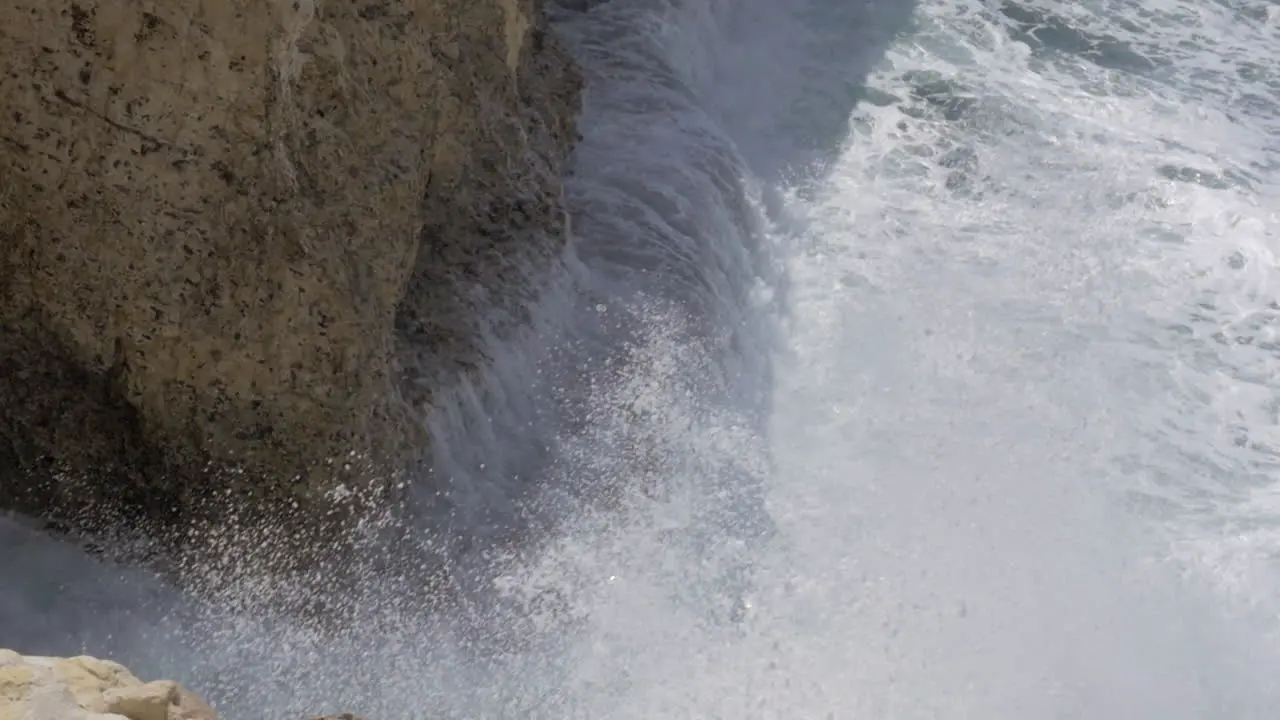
xmin=5 ymin=0 xmax=1280 ymax=717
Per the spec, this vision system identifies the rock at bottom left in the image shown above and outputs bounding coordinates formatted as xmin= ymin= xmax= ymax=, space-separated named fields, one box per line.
xmin=0 ymin=650 xmax=216 ymax=720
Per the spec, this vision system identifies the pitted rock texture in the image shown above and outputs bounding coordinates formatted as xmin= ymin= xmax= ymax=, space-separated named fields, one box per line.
xmin=0 ymin=0 xmax=580 ymax=549
xmin=0 ymin=650 xmax=217 ymax=720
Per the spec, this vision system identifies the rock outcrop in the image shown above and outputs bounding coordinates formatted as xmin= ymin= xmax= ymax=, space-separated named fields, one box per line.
xmin=0 ymin=650 xmax=216 ymax=720
xmin=0 ymin=0 xmax=581 ymax=559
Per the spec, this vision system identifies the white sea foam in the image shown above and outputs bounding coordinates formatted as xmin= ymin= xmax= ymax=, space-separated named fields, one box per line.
xmin=4 ymin=0 xmax=1280 ymax=717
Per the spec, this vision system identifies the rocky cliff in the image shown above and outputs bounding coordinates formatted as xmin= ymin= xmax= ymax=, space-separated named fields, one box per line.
xmin=0 ymin=0 xmax=580 ymax=563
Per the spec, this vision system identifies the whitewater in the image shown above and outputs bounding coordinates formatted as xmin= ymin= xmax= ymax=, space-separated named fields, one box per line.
xmin=5 ymin=0 xmax=1280 ymax=717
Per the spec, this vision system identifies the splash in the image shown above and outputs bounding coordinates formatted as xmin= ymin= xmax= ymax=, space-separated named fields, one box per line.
xmin=6 ymin=0 xmax=1280 ymax=718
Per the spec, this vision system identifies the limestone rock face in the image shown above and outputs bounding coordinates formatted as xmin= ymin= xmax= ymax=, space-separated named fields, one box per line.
xmin=0 ymin=0 xmax=580 ymax=546
xmin=0 ymin=650 xmax=217 ymax=720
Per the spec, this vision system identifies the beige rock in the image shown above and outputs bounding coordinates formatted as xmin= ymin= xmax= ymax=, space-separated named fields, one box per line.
xmin=104 ymin=681 xmax=178 ymax=720
xmin=0 ymin=651 xmax=217 ymax=720
xmin=0 ymin=0 xmax=580 ymax=558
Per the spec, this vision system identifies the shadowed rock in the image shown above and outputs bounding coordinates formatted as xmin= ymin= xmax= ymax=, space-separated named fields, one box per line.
xmin=0 ymin=0 xmax=581 ymax=574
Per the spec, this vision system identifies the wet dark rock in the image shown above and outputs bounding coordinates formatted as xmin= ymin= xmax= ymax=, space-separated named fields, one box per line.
xmin=0 ymin=0 xmax=581 ymax=575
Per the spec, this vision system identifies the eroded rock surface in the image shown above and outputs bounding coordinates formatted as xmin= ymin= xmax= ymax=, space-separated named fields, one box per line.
xmin=0 ymin=0 xmax=580 ymax=557
xmin=0 ymin=650 xmax=216 ymax=720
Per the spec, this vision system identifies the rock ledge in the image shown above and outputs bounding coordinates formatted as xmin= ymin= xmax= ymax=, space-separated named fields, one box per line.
xmin=0 ymin=649 xmax=216 ymax=720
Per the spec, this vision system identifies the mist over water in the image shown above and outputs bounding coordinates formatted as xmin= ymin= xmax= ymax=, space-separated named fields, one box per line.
xmin=5 ymin=0 xmax=1280 ymax=717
